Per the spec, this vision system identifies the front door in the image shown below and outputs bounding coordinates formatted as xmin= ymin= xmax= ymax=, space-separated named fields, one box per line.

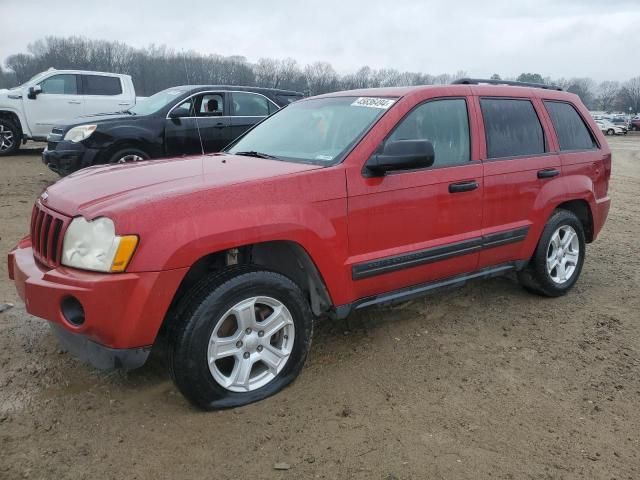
xmin=165 ymin=92 xmax=231 ymax=156
xmin=346 ymin=97 xmax=484 ymax=300
xmin=23 ymin=74 xmax=84 ymax=138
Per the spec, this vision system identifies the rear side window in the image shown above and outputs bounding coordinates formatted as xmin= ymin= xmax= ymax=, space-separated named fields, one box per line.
xmin=83 ymin=75 xmax=122 ymax=95
xmin=231 ymin=92 xmax=270 ymax=116
xmin=544 ymin=101 xmax=597 ymax=151
xmin=40 ymin=74 xmax=78 ymax=95
xmin=480 ymin=99 xmax=546 ymax=159
xmin=276 ymin=94 xmax=303 ymax=105
xmin=387 ymin=98 xmax=470 ymax=168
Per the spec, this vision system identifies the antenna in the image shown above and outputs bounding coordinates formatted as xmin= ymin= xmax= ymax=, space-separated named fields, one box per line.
xmin=182 ymin=50 xmax=205 ymax=156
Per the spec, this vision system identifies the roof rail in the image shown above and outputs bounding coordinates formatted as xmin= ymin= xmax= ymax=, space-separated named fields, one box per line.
xmin=452 ymin=77 xmax=563 ymax=91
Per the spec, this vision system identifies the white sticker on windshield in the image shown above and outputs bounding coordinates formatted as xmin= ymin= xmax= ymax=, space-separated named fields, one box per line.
xmin=351 ymin=97 xmax=396 ymax=109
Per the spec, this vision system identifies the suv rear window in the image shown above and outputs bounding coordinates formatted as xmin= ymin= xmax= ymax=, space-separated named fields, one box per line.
xmin=83 ymin=75 xmax=123 ymax=96
xmin=544 ymin=101 xmax=597 ymax=151
xmin=480 ymin=99 xmax=546 ymax=159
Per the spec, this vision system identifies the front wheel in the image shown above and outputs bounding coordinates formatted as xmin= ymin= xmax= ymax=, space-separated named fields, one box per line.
xmin=607 ymin=128 xmax=615 ymax=136
xmin=169 ymin=267 xmax=313 ymax=410
xmin=518 ymin=209 xmax=586 ymax=297
xmin=107 ymin=147 xmax=149 ymax=164
xmin=0 ymin=119 xmax=20 ymax=156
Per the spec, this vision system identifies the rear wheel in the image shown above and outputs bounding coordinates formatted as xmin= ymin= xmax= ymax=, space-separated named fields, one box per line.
xmin=518 ymin=209 xmax=586 ymax=297
xmin=0 ymin=119 xmax=20 ymax=156
xmin=169 ymin=267 xmax=313 ymax=410
xmin=607 ymin=128 xmax=615 ymax=136
xmin=108 ymin=147 xmax=149 ymax=164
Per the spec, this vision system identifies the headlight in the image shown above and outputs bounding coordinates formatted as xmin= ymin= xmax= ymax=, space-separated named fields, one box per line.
xmin=63 ymin=124 xmax=97 ymax=143
xmin=61 ymin=217 xmax=138 ymax=273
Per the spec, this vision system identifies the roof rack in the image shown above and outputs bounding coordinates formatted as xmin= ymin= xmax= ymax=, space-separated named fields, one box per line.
xmin=452 ymin=78 xmax=563 ymax=91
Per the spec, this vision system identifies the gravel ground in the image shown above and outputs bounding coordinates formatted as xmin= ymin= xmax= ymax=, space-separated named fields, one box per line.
xmin=1 ymin=136 xmax=639 ymax=479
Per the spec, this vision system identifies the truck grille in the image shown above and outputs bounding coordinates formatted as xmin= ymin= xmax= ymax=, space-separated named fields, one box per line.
xmin=30 ymin=202 xmax=71 ymax=268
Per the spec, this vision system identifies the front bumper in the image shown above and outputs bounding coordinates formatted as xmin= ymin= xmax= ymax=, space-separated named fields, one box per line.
xmin=8 ymin=240 xmax=187 ymax=369
xmin=42 ymin=141 xmax=100 ymax=176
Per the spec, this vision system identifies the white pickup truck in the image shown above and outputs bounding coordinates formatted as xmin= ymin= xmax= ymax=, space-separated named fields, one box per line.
xmin=0 ymin=69 xmax=136 ymax=155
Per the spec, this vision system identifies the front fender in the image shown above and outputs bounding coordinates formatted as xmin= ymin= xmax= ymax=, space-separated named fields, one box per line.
xmin=0 ymin=105 xmax=29 ymax=137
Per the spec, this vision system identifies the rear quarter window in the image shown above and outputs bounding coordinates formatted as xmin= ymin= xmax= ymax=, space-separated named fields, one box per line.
xmin=544 ymin=101 xmax=597 ymax=151
xmin=480 ymin=98 xmax=546 ymax=159
xmin=83 ymin=75 xmax=123 ymax=96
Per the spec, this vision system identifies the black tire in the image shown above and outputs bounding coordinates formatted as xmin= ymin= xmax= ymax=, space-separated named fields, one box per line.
xmin=169 ymin=266 xmax=313 ymax=410
xmin=107 ymin=147 xmax=149 ymax=164
xmin=517 ymin=209 xmax=586 ymax=297
xmin=0 ymin=118 xmax=20 ymax=156
xmin=607 ymin=128 xmax=615 ymax=136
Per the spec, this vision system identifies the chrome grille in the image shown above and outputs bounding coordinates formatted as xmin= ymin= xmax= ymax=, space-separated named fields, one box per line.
xmin=30 ymin=202 xmax=70 ymax=268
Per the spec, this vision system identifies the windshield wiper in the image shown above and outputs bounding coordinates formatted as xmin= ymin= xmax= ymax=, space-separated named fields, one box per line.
xmin=118 ymin=110 xmax=135 ymax=115
xmin=233 ymin=151 xmax=279 ymax=159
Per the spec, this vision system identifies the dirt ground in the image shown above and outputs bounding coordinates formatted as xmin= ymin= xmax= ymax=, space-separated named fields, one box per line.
xmin=1 ymin=137 xmax=639 ymax=480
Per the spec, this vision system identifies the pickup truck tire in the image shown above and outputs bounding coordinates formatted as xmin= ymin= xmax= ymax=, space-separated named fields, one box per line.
xmin=0 ymin=119 xmax=20 ymax=156
xmin=107 ymin=148 xmax=149 ymax=164
xmin=518 ymin=209 xmax=585 ymax=297
xmin=168 ymin=266 xmax=313 ymax=410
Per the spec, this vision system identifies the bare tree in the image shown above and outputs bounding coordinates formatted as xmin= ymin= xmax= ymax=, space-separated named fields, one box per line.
xmin=595 ymin=81 xmax=620 ymax=111
xmin=617 ymin=77 xmax=640 ymax=115
xmin=304 ymin=61 xmax=338 ymax=95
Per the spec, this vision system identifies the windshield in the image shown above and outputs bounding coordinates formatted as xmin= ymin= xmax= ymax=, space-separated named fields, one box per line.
xmin=15 ymin=72 xmax=49 ymax=89
xmin=128 ymin=87 xmax=189 ymax=115
xmin=227 ymin=96 xmax=396 ymax=164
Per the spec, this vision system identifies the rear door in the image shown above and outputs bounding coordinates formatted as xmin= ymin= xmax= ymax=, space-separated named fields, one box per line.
xmin=81 ymin=74 xmax=132 ymax=115
xmin=475 ymin=95 xmax=562 ymax=269
xmin=23 ymin=74 xmax=83 ymax=138
xmin=346 ymin=96 xmax=484 ymax=300
xmin=229 ymin=91 xmax=278 ymax=140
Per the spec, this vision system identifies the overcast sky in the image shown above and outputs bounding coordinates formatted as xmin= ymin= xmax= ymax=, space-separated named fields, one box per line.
xmin=1 ymin=0 xmax=638 ymax=81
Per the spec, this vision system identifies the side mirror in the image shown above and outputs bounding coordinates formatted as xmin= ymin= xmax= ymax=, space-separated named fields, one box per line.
xmin=27 ymin=85 xmax=42 ymax=100
xmin=365 ymin=139 xmax=435 ymax=176
xmin=169 ymin=106 xmax=191 ymax=119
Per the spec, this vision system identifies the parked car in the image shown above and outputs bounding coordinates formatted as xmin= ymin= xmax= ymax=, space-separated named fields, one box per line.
xmin=608 ymin=117 xmax=630 ymax=129
xmin=596 ymin=120 xmax=627 ymax=135
xmin=0 ymin=69 xmax=137 ymax=155
xmin=630 ymin=118 xmax=640 ymax=131
xmin=42 ymin=85 xmax=304 ymax=176
xmin=9 ymin=79 xmax=611 ymax=409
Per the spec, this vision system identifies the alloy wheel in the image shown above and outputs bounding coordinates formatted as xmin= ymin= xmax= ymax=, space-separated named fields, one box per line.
xmin=546 ymin=225 xmax=580 ymax=284
xmin=0 ymin=124 xmax=15 ymax=152
xmin=207 ymin=296 xmax=295 ymax=392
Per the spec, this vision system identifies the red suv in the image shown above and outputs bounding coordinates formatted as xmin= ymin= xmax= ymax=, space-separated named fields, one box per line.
xmin=8 ymin=78 xmax=611 ymax=409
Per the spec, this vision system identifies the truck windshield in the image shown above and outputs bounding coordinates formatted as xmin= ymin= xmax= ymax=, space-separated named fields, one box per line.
xmin=128 ymin=88 xmax=189 ymax=116
xmin=227 ymin=96 xmax=397 ymax=164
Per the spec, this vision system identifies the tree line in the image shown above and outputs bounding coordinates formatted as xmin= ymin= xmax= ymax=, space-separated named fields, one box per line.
xmin=1 ymin=36 xmax=639 ymax=114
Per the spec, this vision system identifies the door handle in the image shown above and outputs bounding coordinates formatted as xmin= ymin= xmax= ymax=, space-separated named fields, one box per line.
xmin=449 ymin=180 xmax=479 ymax=193
xmin=68 ymin=100 xmax=81 ymax=105
xmin=537 ymin=168 xmax=560 ymax=179
xmin=118 ymin=102 xmax=131 ymax=106
xmin=214 ymin=122 xmax=226 ymax=129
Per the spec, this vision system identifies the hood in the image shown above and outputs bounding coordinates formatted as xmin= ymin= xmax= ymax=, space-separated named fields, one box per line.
xmin=43 ymin=154 xmax=322 ymax=217
xmin=58 ymin=112 xmax=144 ymax=131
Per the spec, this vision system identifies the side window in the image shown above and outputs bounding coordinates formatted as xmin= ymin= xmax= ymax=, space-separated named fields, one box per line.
xmin=173 ymin=98 xmax=195 ymax=117
xmin=39 ymin=74 xmax=78 ymax=95
xmin=544 ymin=101 xmax=597 ymax=151
xmin=197 ymin=94 xmax=224 ymax=116
xmin=387 ymin=98 xmax=470 ymax=168
xmin=268 ymin=101 xmax=280 ymax=115
xmin=232 ymin=92 xmax=270 ymax=117
xmin=83 ymin=75 xmax=123 ymax=96
xmin=480 ymin=99 xmax=546 ymax=159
